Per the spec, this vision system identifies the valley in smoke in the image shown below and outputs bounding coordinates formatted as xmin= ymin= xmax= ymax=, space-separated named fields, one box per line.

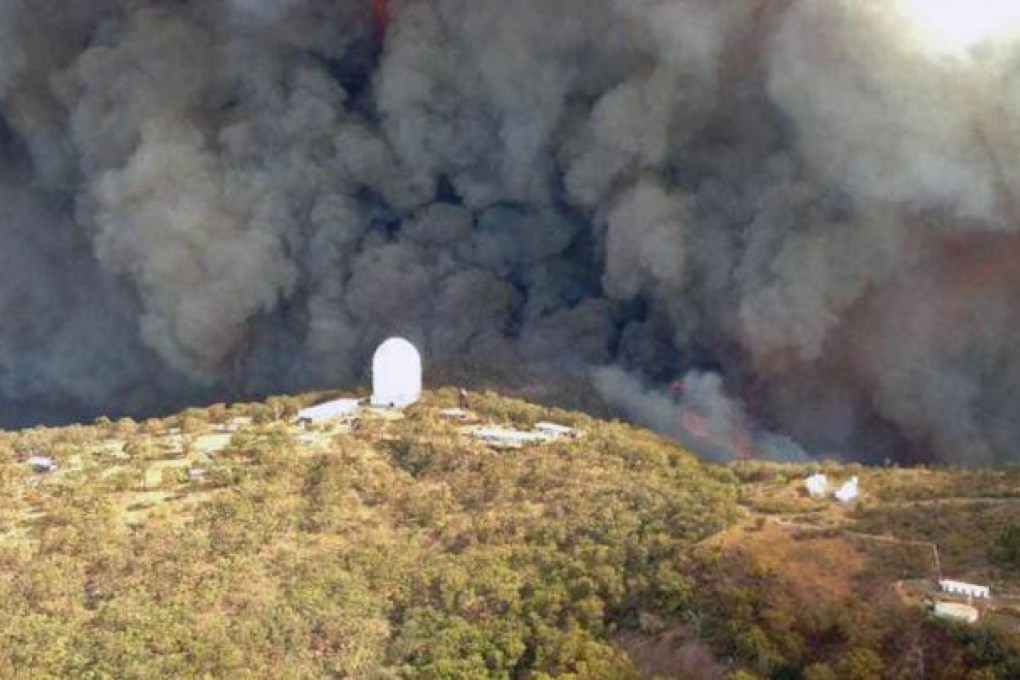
xmin=1 ymin=0 xmax=1019 ymax=465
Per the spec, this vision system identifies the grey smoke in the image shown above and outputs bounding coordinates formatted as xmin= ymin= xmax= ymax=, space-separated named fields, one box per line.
xmin=593 ymin=367 xmax=809 ymax=463
xmin=1 ymin=0 xmax=1018 ymax=464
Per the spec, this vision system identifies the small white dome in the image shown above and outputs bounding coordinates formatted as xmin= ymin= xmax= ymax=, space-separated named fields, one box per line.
xmin=834 ymin=477 xmax=859 ymax=503
xmin=804 ymin=473 xmax=828 ymax=497
xmin=371 ymin=337 xmax=422 ymax=408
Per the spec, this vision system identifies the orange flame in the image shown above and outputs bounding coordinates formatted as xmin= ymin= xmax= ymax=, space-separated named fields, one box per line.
xmin=679 ymin=408 xmax=754 ymax=460
xmin=680 ymin=410 xmax=710 ymax=439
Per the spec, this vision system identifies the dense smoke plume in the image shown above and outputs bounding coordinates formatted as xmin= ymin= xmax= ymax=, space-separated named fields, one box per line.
xmin=1 ymin=0 xmax=1019 ymax=464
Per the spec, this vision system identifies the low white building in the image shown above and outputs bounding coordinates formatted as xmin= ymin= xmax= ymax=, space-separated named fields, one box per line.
xmin=297 ymin=398 xmax=360 ymax=424
xmin=471 ymin=421 xmax=582 ymax=449
xmin=834 ymin=476 xmax=859 ymax=503
xmin=934 ymin=601 xmax=979 ymax=624
xmin=439 ymin=408 xmax=470 ymax=420
xmin=371 ymin=337 xmax=422 ymax=408
xmin=939 ymin=579 xmax=990 ymax=599
xmin=804 ymin=473 xmax=829 ymax=498
xmin=27 ymin=456 xmax=57 ymax=473
xmin=471 ymin=427 xmax=549 ymax=449
xmin=535 ymin=422 xmax=579 ymax=439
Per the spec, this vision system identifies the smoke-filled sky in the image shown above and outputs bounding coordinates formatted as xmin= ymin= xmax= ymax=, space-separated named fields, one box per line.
xmin=2 ymin=0 xmax=1020 ymax=464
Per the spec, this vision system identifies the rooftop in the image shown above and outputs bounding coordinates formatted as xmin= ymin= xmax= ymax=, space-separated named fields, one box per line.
xmin=297 ymin=398 xmax=361 ymax=423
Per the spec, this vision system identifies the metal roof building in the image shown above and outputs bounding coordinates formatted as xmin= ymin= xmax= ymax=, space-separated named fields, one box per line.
xmin=471 ymin=427 xmax=549 ymax=449
xmin=27 ymin=456 xmax=57 ymax=473
xmin=535 ymin=422 xmax=579 ymax=439
xmin=939 ymin=580 xmax=990 ymax=599
xmin=297 ymin=398 xmax=361 ymax=423
xmin=934 ymin=601 xmax=979 ymax=624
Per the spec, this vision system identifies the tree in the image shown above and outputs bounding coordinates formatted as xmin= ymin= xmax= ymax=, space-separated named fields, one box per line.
xmin=803 ymin=662 xmax=837 ymax=680
xmin=836 ymin=648 xmax=885 ymax=680
xmin=990 ymin=523 xmax=1020 ymax=570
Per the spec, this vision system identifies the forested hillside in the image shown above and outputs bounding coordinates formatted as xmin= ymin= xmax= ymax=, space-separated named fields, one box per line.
xmin=1 ymin=390 xmax=1019 ymax=678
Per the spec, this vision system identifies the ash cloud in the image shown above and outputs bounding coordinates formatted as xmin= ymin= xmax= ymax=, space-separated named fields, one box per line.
xmin=1 ymin=0 xmax=1019 ymax=464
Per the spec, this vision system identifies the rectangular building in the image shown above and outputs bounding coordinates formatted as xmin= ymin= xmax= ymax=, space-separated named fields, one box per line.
xmin=939 ymin=580 xmax=990 ymax=599
xmin=297 ymin=398 xmax=361 ymax=424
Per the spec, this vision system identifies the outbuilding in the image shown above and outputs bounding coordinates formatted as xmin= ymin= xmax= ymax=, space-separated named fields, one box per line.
xmin=939 ymin=580 xmax=990 ymax=599
xmin=834 ymin=476 xmax=859 ymax=503
xmin=934 ymin=601 xmax=979 ymax=624
xmin=297 ymin=398 xmax=361 ymax=424
xmin=27 ymin=456 xmax=57 ymax=473
xmin=471 ymin=427 xmax=548 ymax=449
xmin=804 ymin=473 xmax=829 ymax=498
xmin=535 ymin=422 xmax=579 ymax=439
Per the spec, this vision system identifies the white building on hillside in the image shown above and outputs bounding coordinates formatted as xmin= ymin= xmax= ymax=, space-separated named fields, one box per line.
xmin=27 ymin=456 xmax=57 ymax=473
xmin=371 ymin=338 xmax=422 ymax=408
xmin=940 ymin=580 xmax=990 ymax=599
xmin=471 ymin=427 xmax=549 ymax=449
xmin=834 ymin=476 xmax=859 ymax=503
xmin=470 ymin=422 xmax=582 ymax=449
xmin=297 ymin=398 xmax=360 ymax=424
xmin=804 ymin=473 xmax=829 ymax=498
xmin=535 ymin=422 xmax=579 ymax=439
xmin=934 ymin=601 xmax=979 ymax=623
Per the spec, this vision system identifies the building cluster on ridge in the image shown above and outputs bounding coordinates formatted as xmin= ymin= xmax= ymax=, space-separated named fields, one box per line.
xmin=296 ymin=337 xmax=423 ymax=425
xmin=294 ymin=337 xmax=580 ymax=448
xmin=801 ymin=472 xmax=997 ymax=626
xmin=803 ymin=473 xmax=859 ymax=503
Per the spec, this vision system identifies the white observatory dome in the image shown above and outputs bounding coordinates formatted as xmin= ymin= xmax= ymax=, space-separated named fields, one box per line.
xmin=371 ymin=337 xmax=422 ymax=408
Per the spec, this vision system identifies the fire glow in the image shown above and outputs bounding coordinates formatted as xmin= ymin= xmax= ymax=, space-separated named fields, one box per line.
xmin=373 ymin=0 xmax=389 ymax=37
xmin=674 ymin=380 xmax=754 ymax=461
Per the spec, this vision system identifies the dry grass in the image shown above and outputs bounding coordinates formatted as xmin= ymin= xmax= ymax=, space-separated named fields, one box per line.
xmin=722 ymin=520 xmax=866 ymax=601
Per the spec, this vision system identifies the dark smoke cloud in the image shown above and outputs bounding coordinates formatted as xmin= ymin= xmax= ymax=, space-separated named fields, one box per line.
xmin=1 ymin=0 xmax=1019 ymax=464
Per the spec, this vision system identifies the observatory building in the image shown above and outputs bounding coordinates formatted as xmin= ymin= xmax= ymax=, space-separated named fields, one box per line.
xmin=804 ymin=473 xmax=829 ymax=498
xmin=834 ymin=476 xmax=859 ymax=503
xmin=371 ymin=337 xmax=422 ymax=408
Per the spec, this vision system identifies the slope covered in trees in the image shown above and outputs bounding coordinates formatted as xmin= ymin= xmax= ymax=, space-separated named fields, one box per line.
xmin=1 ymin=390 xmax=1019 ymax=678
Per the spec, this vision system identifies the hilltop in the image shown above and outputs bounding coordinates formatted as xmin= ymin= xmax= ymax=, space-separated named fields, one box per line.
xmin=1 ymin=390 xmax=1020 ymax=678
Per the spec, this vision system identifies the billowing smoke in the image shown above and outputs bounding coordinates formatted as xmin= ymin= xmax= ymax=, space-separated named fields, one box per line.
xmin=1 ymin=0 xmax=1019 ymax=464
xmin=594 ymin=367 xmax=809 ymax=464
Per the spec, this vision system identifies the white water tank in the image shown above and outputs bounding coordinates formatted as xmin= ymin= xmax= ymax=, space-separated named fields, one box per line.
xmin=371 ymin=337 xmax=422 ymax=408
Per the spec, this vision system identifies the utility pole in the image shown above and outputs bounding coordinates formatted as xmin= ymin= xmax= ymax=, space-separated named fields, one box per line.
xmin=933 ymin=543 xmax=942 ymax=583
